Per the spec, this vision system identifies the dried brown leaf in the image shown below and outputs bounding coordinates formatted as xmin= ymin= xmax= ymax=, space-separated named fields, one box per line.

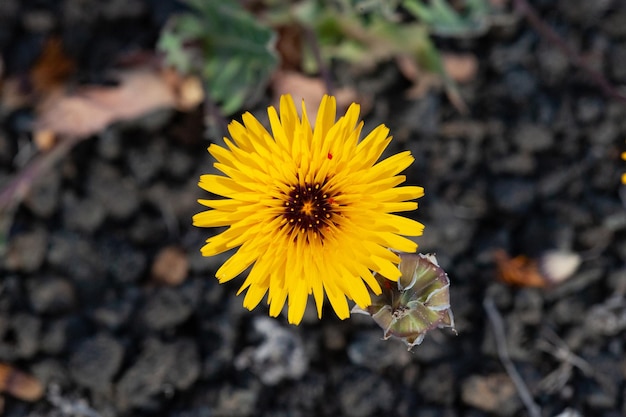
xmin=0 ymin=363 xmax=44 ymax=402
xmin=35 ymin=68 xmax=192 ymax=138
xmin=31 ymin=37 xmax=75 ymax=93
xmin=494 ymin=249 xmax=547 ymax=288
xmin=271 ymin=70 xmax=360 ymax=121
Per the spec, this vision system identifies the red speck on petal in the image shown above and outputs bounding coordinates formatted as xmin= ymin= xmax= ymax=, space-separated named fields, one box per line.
xmin=327 ymin=152 xmax=333 ymax=159
xmin=328 ymin=198 xmax=335 ymax=204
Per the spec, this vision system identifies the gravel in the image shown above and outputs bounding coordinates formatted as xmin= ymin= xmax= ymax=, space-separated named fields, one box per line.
xmin=1 ymin=1 xmax=626 ymax=416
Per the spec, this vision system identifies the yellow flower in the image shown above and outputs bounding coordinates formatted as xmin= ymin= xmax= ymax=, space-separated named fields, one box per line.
xmin=622 ymin=151 xmax=626 ymax=184
xmin=193 ymin=94 xmax=424 ymax=324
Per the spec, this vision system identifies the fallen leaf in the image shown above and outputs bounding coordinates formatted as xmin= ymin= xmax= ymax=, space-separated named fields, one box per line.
xmin=0 ymin=363 xmax=44 ymax=402
xmin=494 ymin=249 xmax=580 ymax=288
xmin=494 ymin=249 xmax=547 ymax=288
xmin=0 ymin=37 xmax=75 ymax=113
xmin=35 ymin=68 xmax=203 ymax=138
xmin=31 ymin=37 xmax=75 ymax=94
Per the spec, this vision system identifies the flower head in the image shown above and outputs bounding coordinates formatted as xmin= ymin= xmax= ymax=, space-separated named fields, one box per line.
xmin=193 ymin=94 xmax=424 ymax=324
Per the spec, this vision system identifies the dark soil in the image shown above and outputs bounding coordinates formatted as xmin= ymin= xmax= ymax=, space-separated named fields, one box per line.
xmin=2 ymin=1 xmax=626 ymax=417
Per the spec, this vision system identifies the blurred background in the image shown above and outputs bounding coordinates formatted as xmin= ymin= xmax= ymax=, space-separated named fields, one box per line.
xmin=1 ymin=0 xmax=625 ymax=416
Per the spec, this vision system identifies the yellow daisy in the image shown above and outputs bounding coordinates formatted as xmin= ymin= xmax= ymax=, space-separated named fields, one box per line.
xmin=193 ymin=94 xmax=424 ymax=324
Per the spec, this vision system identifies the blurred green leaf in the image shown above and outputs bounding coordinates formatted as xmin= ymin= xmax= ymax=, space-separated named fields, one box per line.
xmin=403 ymin=0 xmax=490 ymax=37
xmin=157 ymin=0 xmax=278 ymax=114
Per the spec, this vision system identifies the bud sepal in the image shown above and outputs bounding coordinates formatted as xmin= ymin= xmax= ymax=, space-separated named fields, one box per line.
xmin=352 ymin=253 xmax=455 ymax=350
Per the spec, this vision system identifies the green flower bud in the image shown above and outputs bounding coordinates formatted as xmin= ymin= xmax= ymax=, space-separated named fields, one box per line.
xmin=352 ymin=253 xmax=455 ymax=350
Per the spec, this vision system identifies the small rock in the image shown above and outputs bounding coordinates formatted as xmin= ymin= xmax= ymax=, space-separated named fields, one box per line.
xmin=142 ymin=287 xmax=192 ymax=330
xmin=513 ymin=288 xmax=543 ymax=325
xmin=126 ymin=138 xmax=165 ymax=185
xmin=513 ymin=124 xmax=554 ymax=152
xmin=164 ymin=149 xmax=194 ymax=179
xmin=28 ymin=276 xmax=75 ymax=314
xmin=592 ymin=121 xmax=619 ymax=145
xmin=490 ymin=179 xmax=535 ymax=214
xmin=557 ymin=0 xmax=611 ymax=25
xmin=97 ymin=128 xmax=123 ymax=160
xmin=603 ymin=12 xmax=626 ymax=38
xmin=101 ymin=0 xmax=146 ymax=19
xmin=47 ymin=232 xmax=106 ymax=302
xmin=100 ymin=238 xmax=147 ymax=284
xmin=91 ymin=293 xmax=136 ymax=331
xmin=31 ymin=359 xmax=71 ymax=387
xmin=401 ymin=93 xmax=440 ymax=137
xmin=489 ymin=153 xmax=536 ymax=175
xmin=322 ymin=324 xmax=347 ymax=351
xmin=165 ymin=339 xmax=200 ymax=390
xmin=585 ymin=384 xmax=617 ymax=410
xmin=347 ymin=330 xmax=411 ymax=371
xmin=584 ymin=296 xmax=626 ymax=336
xmin=87 ymin=161 xmax=140 ymax=220
xmin=235 ymin=317 xmax=307 ymax=385
xmin=503 ymin=68 xmax=537 ymax=102
xmin=4 ymin=227 xmax=48 ymax=273
xmin=151 ymin=246 xmax=189 ymax=286
xmin=213 ymin=385 xmax=260 ymax=417
xmin=0 ymin=313 xmax=41 ymax=360
xmin=116 ymin=338 xmax=176 ymax=411
xmin=485 ymin=282 xmax=513 ymax=310
xmin=410 ymin=332 xmax=456 ymax=363
xmin=337 ymin=367 xmax=394 ymax=417
xmin=69 ymin=333 xmax=124 ymax=392
xmin=461 ymin=374 xmax=521 ymax=416
xmin=607 ymin=269 xmax=626 ymax=295
xmin=62 ymin=192 xmax=106 ymax=233
xmin=575 ymin=96 xmax=604 ymax=124
xmin=40 ymin=319 xmax=68 ymax=355
xmin=24 ymin=165 xmax=61 ymax=218
xmin=21 ymin=9 xmax=56 ymax=32
xmin=129 ymin=214 xmax=169 ymax=245
xmin=537 ymin=45 xmax=569 ymax=84
xmin=416 ymin=363 xmax=456 ymax=405
xmin=577 ymin=226 xmax=613 ymax=251
xmin=278 ymin=372 xmax=326 ymax=412
xmin=550 ymin=297 xmax=586 ymax=326
xmin=547 ymin=267 xmax=604 ymax=300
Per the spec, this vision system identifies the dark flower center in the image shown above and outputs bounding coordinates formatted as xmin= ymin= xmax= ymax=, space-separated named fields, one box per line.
xmin=283 ymin=182 xmax=335 ymax=237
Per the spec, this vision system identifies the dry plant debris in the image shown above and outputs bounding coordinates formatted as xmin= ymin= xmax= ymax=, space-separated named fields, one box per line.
xmin=0 ymin=363 xmax=44 ymax=402
xmin=35 ymin=68 xmax=203 ymax=139
xmin=494 ymin=249 xmax=580 ymax=288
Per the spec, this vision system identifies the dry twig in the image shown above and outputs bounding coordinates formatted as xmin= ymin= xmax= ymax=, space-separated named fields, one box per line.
xmin=513 ymin=0 xmax=626 ymax=105
xmin=483 ymin=297 xmax=542 ymax=417
xmin=537 ymin=327 xmax=616 ymax=397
